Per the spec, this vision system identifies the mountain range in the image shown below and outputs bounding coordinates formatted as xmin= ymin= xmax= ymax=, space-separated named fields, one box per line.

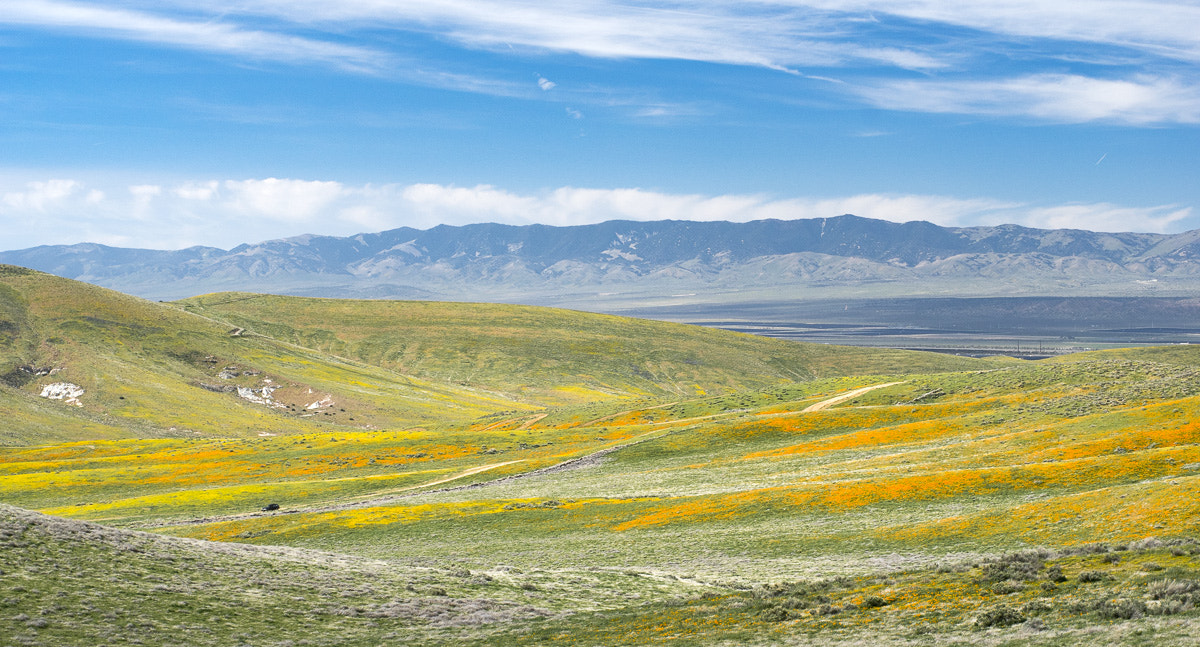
xmin=5 ymin=215 xmax=1200 ymax=305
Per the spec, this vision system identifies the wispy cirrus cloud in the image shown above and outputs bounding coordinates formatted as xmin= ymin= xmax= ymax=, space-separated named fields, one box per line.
xmin=139 ymin=0 xmax=1200 ymax=68
xmin=854 ymin=73 xmax=1200 ymax=124
xmin=181 ymin=0 xmax=954 ymax=72
xmin=8 ymin=1 xmax=1200 ymax=122
xmin=2 ymin=0 xmax=389 ymax=73
xmin=1 ymin=178 xmax=1193 ymax=251
xmin=794 ymin=0 xmax=1200 ymax=63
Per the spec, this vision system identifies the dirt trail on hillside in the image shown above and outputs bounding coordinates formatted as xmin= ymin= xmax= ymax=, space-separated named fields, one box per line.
xmin=475 ymin=413 xmax=551 ymax=432
xmin=323 ymin=426 xmax=680 ymax=509
xmin=355 ymin=460 xmax=527 ymax=498
xmin=578 ymin=401 xmax=680 ymax=428
xmin=147 ymin=460 xmax=525 ymax=528
xmin=518 ymin=414 xmax=549 ymax=429
xmin=150 ymin=426 xmax=685 ymax=528
xmin=801 ymin=382 xmax=905 ymax=412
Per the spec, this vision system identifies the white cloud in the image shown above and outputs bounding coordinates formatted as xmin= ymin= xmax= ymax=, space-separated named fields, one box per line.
xmin=8 ymin=2 xmax=1200 ymax=122
xmin=1015 ymin=203 xmax=1193 ymax=233
xmin=400 ymin=183 xmax=537 ymax=221
xmin=2 ymin=179 xmax=80 ymax=211
xmin=856 ymin=73 xmax=1200 ymax=124
xmin=385 ymin=184 xmax=1194 ymax=235
xmin=776 ymin=194 xmax=1024 ymax=227
xmin=794 ymin=0 xmax=1200 ymax=62
xmin=138 ymin=0 xmax=1200 ymax=69
xmin=222 ymin=178 xmax=346 ymax=222
xmin=1 ymin=178 xmax=1195 ymax=251
xmin=566 ymin=107 xmax=584 ymax=119
xmin=129 ymin=184 xmax=162 ymax=198
xmin=2 ymin=0 xmax=387 ymax=73
xmin=174 ymin=181 xmax=219 ymax=201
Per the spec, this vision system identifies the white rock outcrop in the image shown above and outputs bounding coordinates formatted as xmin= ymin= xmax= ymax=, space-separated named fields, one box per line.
xmin=40 ymin=382 xmax=84 ymax=406
xmin=236 ymin=385 xmax=287 ymax=409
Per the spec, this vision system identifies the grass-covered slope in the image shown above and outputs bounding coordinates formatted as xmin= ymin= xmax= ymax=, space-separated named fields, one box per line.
xmin=1 ymin=265 xmax=992 ymax=447
xmin=483 ymin=539 xmax=1200 ymax=646
xmin=0 ymin=504 xmax=701 ymax=646
xmin=6 ymin=351 xmax=1198 ymax=573
xmin=175 ymin=292 xmax=991 ymax=406
xmin=0 ymin=265 xmax=540 ymax=445
xmin=106 ymin=356 xmax=1192 ymax=583
xmin=13 ymin=491 xmax=1197 ymax=647
xmin=5 ymin=265 xmax=1200 ymax=644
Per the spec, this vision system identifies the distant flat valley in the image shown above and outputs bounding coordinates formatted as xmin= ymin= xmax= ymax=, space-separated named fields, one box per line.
xmin=617 ymin=296 xmax=1200 ymax=358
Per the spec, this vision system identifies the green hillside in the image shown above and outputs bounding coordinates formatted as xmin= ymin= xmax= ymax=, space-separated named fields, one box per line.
xmin=0 ymin=265 xmax=992 ymax=447
xmin=4 ymin=265 xmax=1200 ymax=645
xmin=0 ymin=266 xmax=537 ymax=445
xmin=175 ymin=292 xmax=991 ymax=406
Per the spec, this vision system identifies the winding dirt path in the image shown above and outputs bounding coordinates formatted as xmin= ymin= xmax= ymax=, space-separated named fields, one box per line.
xmin=150 ymin=385 xmax=906 ymax=529
xmin=150 ymin=426 xmax=684 ymax=528
xmin=578 ymin=401 xmax=680 ymax=428
xmin=147 ymin=461 xmax=526 ymax=528
xmin=517 ymin=414 xmax=549 ymax=430
xmin=355 ymin=460 xmax=525 ymax=498
xmin=801 ymin=382 xmax=905 ymax=413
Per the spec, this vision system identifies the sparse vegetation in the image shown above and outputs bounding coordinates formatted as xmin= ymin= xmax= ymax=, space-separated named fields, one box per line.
xmin=3 ymin=267 xmax=1200 ymax=644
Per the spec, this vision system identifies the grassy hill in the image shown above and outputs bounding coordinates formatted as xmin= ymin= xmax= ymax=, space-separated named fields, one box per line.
xmin=174 ymin=291 xmax=990 ymax=406
xmin=0 ymin=266 xmax=545 ymax=446
xmin=3 ymin=265 xmax=1200 ymax=645
xmin=0 ymin=266 xmax=988 ymax=448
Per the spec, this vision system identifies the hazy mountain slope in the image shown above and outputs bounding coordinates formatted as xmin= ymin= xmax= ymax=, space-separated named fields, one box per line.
xmin=6 ymin=216 xmax=1200 ymax=302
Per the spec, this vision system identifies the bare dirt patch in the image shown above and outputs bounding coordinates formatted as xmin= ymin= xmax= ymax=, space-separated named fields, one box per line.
xmin=801 ymin=382 xmax=905 ymax=413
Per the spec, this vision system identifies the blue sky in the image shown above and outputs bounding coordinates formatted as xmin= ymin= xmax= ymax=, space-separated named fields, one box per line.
xmin=2 ymin=0 xmax=1199 ymax=250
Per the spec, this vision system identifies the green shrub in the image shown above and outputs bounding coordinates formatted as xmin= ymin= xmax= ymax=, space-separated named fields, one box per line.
xmin=976 ymin=605 xmax=1025 ymax=628
xmin=759 ymin=606 xmax=791 ymax=622
xmin=981 ymin=552 xmax=1044 ymax=582
xmin=861 ymin=595 xmax=888 ymax=609
xmin=1078 ymin=570 xmax=1108 ymax=583
xmin=1095 ymin=598 xmax=1146 ymax=620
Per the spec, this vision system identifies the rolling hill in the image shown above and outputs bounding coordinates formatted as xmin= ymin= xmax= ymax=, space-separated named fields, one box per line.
xmin=2 ymin=265 xmax=1199 ymax=645
xmin=0 ymin=264 xmax=984 ymax=444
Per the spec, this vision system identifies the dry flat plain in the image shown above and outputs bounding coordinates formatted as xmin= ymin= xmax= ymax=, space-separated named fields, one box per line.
xmin=1 ymin=264 xmax=1198 ymax=646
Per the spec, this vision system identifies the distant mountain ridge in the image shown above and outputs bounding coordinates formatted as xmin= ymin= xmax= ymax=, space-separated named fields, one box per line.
xmin=5 ymin=215 xmax=1200 ymax=304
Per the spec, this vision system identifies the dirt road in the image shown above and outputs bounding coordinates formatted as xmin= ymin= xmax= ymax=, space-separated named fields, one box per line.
xmin=801 ymin=382 xmax=905 ymax=412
